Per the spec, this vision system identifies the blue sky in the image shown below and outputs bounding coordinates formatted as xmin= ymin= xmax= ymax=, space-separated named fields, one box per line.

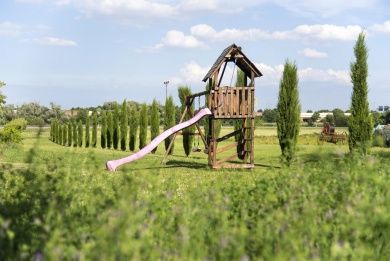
xmin=1 ymin=0 xmax=390 ymax=110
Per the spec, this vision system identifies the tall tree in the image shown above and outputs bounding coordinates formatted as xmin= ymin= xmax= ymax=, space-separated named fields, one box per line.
xmin=50 ymin=120 xmax=54 ymax=141
xmin=85 ymin=114 xmax=90 ymax=148
xmin=106 ymin=111 xmax=113 ymax=149
xmin=62 ymin=124 xmax=67 ymax=146
xmin=78 ymin=120 xmax=83 ymax=147
xmin=58 ymin=123 xmax=63 ymax=145
xmin=120 ymin=100 xmax=128 ymax=151
xmin=139 ymin=103 xmax=148 ymax=150
xmin=113 ymin=103 xmax=119 ymax=150
xmin=348 ymin=33 xmax=373 ymax=155
xmin=129 ymin=107 xmax=138 ymax=152
xmin=164 ymin=96 xmax=176 ymax=154
xmin=56 ymin=120 xmax=61 ymax=144
xmin=72 ymin=120 xmax=77 ymax=147
xmin=235 ymin=69 xmax=246 ymax=160
xmin=101 ymin=111 xmax=107 ymax=149
xmin=92 ymin=111 xmax=97 ymax=148
xmin=178 ymin=86 xmax=194 ymax=156
xmin=150 ymin=99 xmax=160 ymax=153
xmin=68 ymin=122 xmax=72 ymax=147
xmin=277 ymin=61 xmax=301 ymax=165
xmin=0 ymin=81 xmax=6 ymax=121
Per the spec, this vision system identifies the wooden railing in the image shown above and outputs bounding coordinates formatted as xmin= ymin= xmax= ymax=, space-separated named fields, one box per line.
xmin=209 ymin=86 xmax=255 ymax=118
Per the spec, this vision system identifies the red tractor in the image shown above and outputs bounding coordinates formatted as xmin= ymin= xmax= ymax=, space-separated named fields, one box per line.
xmin=319 ymin=122 xmax=348 ymax=144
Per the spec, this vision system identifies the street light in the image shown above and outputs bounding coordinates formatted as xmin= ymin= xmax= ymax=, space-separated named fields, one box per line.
xmin=164 ymin=80 xmax=169 ymax=101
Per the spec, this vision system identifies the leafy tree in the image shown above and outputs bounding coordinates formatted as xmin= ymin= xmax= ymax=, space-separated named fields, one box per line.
xmin=68 ymin=122 xmax=72 ymax=147
xmin=0 ymin=81 xmax=6 ymax=110
xmin=92 ymin=111 xmax=97 ymax=148
xmin=311 ymin=111 xmax=320 ymax=123
xmin=50 ymin=120 xmax=54 ymax=141
xmin=324 ymin=114 xmax=335 ymax=125
xmin=113 ymin=103 xmax=119 ymax=150
xmin=348 ymin=33 xmax=373 ymax=155
xmin=120 ymin=100 xmax=128 ymax=151
xmin=106 ymin=111 xmax=113 ymax=149
xmin=58 ymin=122 xmax=63 ymax=145
xmin=150 ymin=99 xmax=160 ymax=153
xmin=78 ymin=120 xmax=83 ymax=147
xmin=72 ymin=120 xmax=77 ymax=147
xmin=178 ymin=86 xmax=194 ymax=156
xmin=164 ymin=96 xmax=176 ymax=154
xmin=277 ymin=61 xmax=301 ymax=165
xmin=101 ymin=111 xmax=107 ymax=149
xmin=383 ymin=111 xmax=390 ymax=125
xmin=129 ymin=107 xmax=138 ymax=151
xmin=85 ymin=114 xmax=90 ymax=148
xmin=262 ymin=109 xmax=278 ymax=123
xmin=139 ymin=104 xmax=148 ymax=150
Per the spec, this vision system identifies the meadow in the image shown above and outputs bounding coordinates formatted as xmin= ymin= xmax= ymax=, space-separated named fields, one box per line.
xmin=0 ymin=127 xmax=389 ymax=260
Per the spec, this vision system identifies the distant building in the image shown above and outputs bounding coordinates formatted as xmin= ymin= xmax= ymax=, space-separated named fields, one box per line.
xmin=377 ymin=105 xmax=390 ymax=113
xmin=300 ymin=112 xmax=351 ymax=122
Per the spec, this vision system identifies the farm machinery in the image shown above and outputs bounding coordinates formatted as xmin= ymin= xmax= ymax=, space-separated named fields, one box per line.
xmin=319 ymin=122 xmax=348 ymax=144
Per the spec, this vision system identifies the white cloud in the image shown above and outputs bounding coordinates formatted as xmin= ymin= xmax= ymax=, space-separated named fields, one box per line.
xmin=299 ymin=68 xmax=349 ymax=85
xmin=369 ymin=20 xmax=390 ymax=33
xmin=300 ymin=48 xmax=328 ymax=58
xmin=293 ymin=24 xmax=362 ymax=41
xmin=33 ymin=36 xmax=77 ymax=46
xmin=147 ymin=30 xmax=206 ymax=51
xmin=0 ymin=21 xmax=24 ymax=37
xmin=170 ymin=61 xmax=209 ymax=85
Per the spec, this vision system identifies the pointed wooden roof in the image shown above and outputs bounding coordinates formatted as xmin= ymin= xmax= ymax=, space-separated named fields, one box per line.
xmin=202 ymin=44 xmax=262 ymax=82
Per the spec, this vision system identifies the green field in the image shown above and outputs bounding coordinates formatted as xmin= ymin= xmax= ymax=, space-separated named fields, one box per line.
xmin=1 ymin=127 xmax=389 ymax=260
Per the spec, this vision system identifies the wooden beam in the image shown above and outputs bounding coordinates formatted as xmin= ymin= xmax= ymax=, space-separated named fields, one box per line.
xmin=212 ymin=163 xmax=254 ymax=169
xmin=217 ymin=142 xmax=237 ymax=154
xmin=215 ymin=153 xmax=237 ymax=166
xmin=217 ymin=61 xmax=228 ymax=87
xmin=216 ymin=129 xmax=241 ymax=143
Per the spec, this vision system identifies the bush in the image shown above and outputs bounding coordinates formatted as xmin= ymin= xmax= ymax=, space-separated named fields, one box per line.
xmin=372 ymin=134 xmax=384 ymax=147
xmin=0 ymin=118 xmax=27 ymax=144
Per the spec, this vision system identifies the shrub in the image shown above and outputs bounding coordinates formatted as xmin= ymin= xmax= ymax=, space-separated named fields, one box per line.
xmin=129 ymin=107 xmax=138 ymax=152
xmin=348 ymin=33 xmax=373 ymax=155
xmin=0 ymin=118 xmax=27 ymax=144
xmin=150 ymin=99 xmax=160 ymax=153
xmin=277 ymin=61 xmax=301 ymax=165
xmin=101 ymin=111 xmax=107 ymax=149
xmin=178 ymin=87 xmax=194 ymax=156
xmin=164 ymin=96 xmax=176 ymax=154
xmin=92 ymin=111 xmax=97 ymax=148
xmin=120 ymin=100 xmax=128 ymax=151
xmin=139 ymin=104 xmax=148 ymax=150
xmin=372 ymin=134 xmax=384 ymax=147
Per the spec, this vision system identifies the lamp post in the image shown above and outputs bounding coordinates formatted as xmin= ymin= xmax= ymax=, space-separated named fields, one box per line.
xmin=164 ymin=80 xmax=169 ymax=101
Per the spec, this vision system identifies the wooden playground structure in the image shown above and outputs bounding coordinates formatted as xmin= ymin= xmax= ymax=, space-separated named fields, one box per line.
xmin=163 ymin=44 xmax=262 ymax=169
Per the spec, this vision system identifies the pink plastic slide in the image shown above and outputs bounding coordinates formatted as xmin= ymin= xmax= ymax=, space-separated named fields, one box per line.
xmin=106 ymin=108 xmax=212 ymax=171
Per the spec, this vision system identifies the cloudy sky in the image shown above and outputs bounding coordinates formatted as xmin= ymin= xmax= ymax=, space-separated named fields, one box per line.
xmin=1 ymin=0 xmax=390 ymax=110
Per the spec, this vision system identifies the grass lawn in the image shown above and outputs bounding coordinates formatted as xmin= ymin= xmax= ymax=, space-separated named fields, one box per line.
xmin=0 ymin=127 xmax=389 ymax=260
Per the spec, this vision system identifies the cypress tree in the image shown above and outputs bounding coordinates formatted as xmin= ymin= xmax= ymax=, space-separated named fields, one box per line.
xmin=178 ymin=86 xmax=194 ymax=156
xmin=101 ymin=111 xmax=107 ymax=149
xmin=129 ymin=107 xmax=138 ymax=151
xmin=92 ymin=111 xmax=97 ymax=148
xmin=164 ymin=96 xmax=176 ymax=154
xmin=235 ymin=69 xmax=246 ymax=160
xmin=56 ymin=121 xmax=61 ymax=144
xmin=106 ymin=111 xmax=113 ymax=149
xmin=139 ymin=103 xmax=148 ymax=150
xmin=78 ymin=120 xmax=83 ymax=147
xmin=277 ymin=61 xmax=301 ymax=165
xmin=59 ymin=123 xmax=63 ymax=145
xmin=150 ymin=99 xmax=160 ymax=153
xmin=348 ymin=32 xmax=372 ymax=155
xmin=73 ymin=120 xmax=77 ymax=147
xmin=113 ymin=103 xmax=119 ymax=150
xmin=52 ymin=120 xmax=56 ymax=143
xmin=63 ymin=124 xmax=67 ymax=146
xmin=120 ymin=100 xmax=128 ymax=151
xmin=85 ymin=114 xmax=90 ymax=148
xmin=50 ymin=120 xmax=54 ymax=141
xmin=68 ymin=122 xmax=72 ymax=147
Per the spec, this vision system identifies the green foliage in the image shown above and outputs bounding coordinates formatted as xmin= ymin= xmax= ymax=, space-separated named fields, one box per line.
xmin=277 ymin=61 xmax=301 ymax=165
xmin=129 ymin=107 xmax=138 ymax=152
xmin=67 ymin=122 xmax=72 ymax=147
xmin=235 ymin=69 xmax=246 ymax=159
xmin=150 ymin=99 xmax=160 ymax=154
xmin=178 ymin=86 xmax=194 ymax=156
xmin=77 ymin=121 xmax=83 ymax=147
xmin=85 ymin=115 xmax=90 ymax=148
xmin=113 ymin=103 xmax=119 ymax=150
xmin=333 ymin=108 xmax=348 ymax=127
xmin=348 ymin=33 xmax=373 ymax=155
xmin=0 ymin=81 xmax=5 ymax=108
xmin=58 ymin=123 xmax=63 ymax=145
xmin=383 ymin=111 xmax=390 ymax=125
xmin=72 ymin=121 xmax=77 ymax=147
xmin=62 ymin=124 xmax=67 ymax=146
xmin=164 ymin=96 xmax=176 ymax=154
xmin=56 ymin=121 xmax=61 ymax=144
xmin=100 ymin=112 xmax=107 ymax=149
xmin=371 ymin=111 xmax=383 ymax=127
xmin=262 ymin=109 xmax=278 ymax=123
xmin=106 ymin=111 xmax=113 ymax=149
xmin=92 ymin=111 xmax=97 ymax=148
xmin=50 ymin=121 xmax=54 ymax=141
xmin=0 ymin=118 xmax=27 ymax=144
xmin=139 ymin=104 xmax=148 ymax=150
xmin=120 ymin=100 xmax=128 ymax=151
xmin=372 ymin=133 xmax=384 ymax=147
